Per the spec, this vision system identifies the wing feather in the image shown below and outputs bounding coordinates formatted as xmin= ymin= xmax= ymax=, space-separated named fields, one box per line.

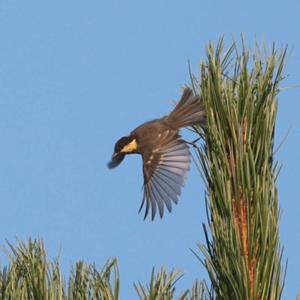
xmin=141 ymin=138 xmax=190 ymax=220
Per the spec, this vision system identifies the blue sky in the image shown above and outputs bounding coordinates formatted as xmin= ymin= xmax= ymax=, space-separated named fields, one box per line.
xmin=0 ymin=1 xmax=299 ymax=298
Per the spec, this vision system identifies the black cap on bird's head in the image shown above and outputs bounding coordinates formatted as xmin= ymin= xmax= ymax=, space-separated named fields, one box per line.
xmin=114 ymin=136 xmax=134 ymax=153
xmin=107 ymin=135 xmax=137 ymax=169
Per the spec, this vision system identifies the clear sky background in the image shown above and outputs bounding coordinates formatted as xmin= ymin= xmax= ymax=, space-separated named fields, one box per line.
xmin=0 ymin=1 xmax=299 ymax=299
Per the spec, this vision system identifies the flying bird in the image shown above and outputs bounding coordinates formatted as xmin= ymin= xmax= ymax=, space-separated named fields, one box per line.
xmin=108 ymin=87 xmax=206 ymax=220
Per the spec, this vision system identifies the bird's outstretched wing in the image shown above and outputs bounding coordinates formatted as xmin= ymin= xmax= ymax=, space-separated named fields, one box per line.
xmin=140 ymin=138 xmax=190 ymax=220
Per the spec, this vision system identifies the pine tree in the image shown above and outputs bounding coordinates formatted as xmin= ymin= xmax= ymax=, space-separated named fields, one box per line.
xmin=192 ymin=37 xmax=286 ymax=300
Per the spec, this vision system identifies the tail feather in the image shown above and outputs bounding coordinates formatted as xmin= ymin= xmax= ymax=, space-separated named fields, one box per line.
xmin=166 ymin=87 xmax=206 ymax=129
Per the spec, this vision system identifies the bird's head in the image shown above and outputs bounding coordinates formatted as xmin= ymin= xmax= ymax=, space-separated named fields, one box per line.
xmin=108 ymin=135 xmax=138 ymax=169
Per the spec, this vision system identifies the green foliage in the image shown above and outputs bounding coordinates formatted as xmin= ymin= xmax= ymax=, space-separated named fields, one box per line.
xmin=134 ymin=268 xmax=183 ymax=300
xmin=134 ymin=268 xmax=210 ymax=300
xmin=0 ymin=239 xmax=209 ymax=300
xmin=192 ymin=37 xmax=286 ymax=299
xmin=0 ymin=238 xmax=119 ymax=300
xmin=68 ymin=260 xmax=119 ymax=300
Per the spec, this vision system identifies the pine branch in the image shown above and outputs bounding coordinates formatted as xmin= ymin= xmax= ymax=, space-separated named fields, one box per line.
xmin=0 ymin=238 xmax=120 ymax=300
xmin=134 ymin=267 xmax=211 ymax=300
xmin=192 ymin=38 xmax=287 ymax=300
xmin=0 ymin=239 xmax=209 ymax=300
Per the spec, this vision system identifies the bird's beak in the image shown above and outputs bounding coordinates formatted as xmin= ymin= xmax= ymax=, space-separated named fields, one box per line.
xmin=108 ymin=152 xmax=125 ymax=169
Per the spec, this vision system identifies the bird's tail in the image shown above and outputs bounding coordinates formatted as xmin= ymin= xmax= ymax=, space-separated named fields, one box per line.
xmin=165 ymin=87 xmax=206 ymax=129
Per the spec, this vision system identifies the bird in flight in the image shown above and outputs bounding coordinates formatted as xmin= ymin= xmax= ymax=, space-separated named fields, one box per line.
xmin=108 ymin=87 xmax=206 ymax=220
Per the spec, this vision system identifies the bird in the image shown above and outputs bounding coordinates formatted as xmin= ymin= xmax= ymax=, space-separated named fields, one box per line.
xmin=108 ymin=87 xmax=206 ymax=220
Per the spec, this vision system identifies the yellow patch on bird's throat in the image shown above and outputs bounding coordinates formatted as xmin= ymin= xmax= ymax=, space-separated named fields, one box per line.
xmin=121 ymin=139 xmax=138 ymax=153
